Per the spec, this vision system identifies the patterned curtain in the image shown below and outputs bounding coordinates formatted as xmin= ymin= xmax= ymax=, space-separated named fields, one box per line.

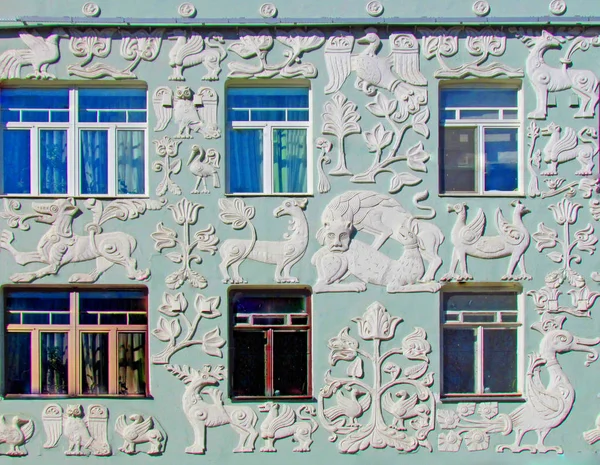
xmin=117 ymin=130 xmax=145 ymax=194
xmin=40 ymin=129 xmax=68 ymax=194
xmin=81 ymin=333 xmax=108 ymax=394
xmin=118 ymin=333 xmax=146 ymax=395
xmin=41 ymin=332 xmax=68 ymax=394
xmin=273 ymin=128 xmax=307 ymax=193
xmin=80 ymin=130 xmax=108 ymax=194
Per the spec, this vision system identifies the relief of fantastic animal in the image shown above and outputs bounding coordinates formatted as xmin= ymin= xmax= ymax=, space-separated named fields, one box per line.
xmin=0 ymin=415 xmax=34 ymax=456
xmin=317 ymin=190 xmax=444 ymax=282
xmin=518 ymin=30 xmax=599 ymax=119
xmin=540 ymin=123 xmax=598 ymax=176
xmin=219 ymin=198 xmax=309 ymax=284
xmin=167 ymin=365 xmax=258 ymax=454
xmin=0 ymin=198 xmax=150 ymax=284
xmin=115 ymin=414 xmax=165 ymax=455
xmin=188 ymin=144 xmax=221 ymax=194
xmin=442 ymin=201 xmax=531 ymax=281
xmin=258 ymin=403 xmax=318 ymax=453
xmin=167 ymin=30 xmax=227 ymax=81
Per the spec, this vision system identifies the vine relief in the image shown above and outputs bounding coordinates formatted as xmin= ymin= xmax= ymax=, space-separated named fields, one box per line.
xmin=318 ymin=301 xmax=435 ymax=453
xmin=0 ymin=415 xmax=34 ymax=456
xmin=227 ymin=29 xmax=325 ymax=78
xmin=167 ymin=30 xmax=227 ymax=81
xmin=258 ymin=403 xmax=318 ymax=452
xmin=115 ymin=414 xmax=165 ymax=455
xmin=0 ymin=29 xmax=67 ymax=79
xmin=219 ymin=198 xmax=309 ymax=284
xmin=153 ymin=136 xmax=183 ymax=196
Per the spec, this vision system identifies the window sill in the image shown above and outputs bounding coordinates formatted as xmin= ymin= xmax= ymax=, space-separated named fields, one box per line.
xmin=4 ymin=394 xmax=152 ymax=400
xmin=438 ymin=192 xmax=525 ymax=198
xmin=231 ymin=395 xmax=314 ymax=402
xmin=440 ymin=394 xmax=525 ymax=403
xmin=0 ymin=194 xmax=150 ymax=200
xmin=224 ymin=193 xmax=313 ymax=198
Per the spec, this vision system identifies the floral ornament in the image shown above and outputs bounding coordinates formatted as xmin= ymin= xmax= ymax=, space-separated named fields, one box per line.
xmin=477 ymin=403 xmax=498 ymax=420
xmin=152 ymin=198 xmax=218 ymax=289
xmin=549 ymin=198 xmax=581 ymax=225
xmin=456 ymin=403 xmax=476 ymax=417
xmin=438 ymin=431 xmax=462 ymax=452
xmin=152 ymin=292 xmax=224 ymax=364
xmin=464 ymin=429 xmax=490 ymax=451
xmin=437 ymin=409 xmax=460 ymax=429
xmin=402 ymin=328 xmax=431 ymax=361
xmin=352 ymin=301 xmax=402 ymax=341
xmin=153 ymin=136 xmax=182 ymax=196
xmin=328 ymin=327 xmax=359 ymax=364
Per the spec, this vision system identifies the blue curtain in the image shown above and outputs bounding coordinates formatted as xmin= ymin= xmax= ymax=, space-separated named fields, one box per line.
xmin=81 ymin=130 xmax=108 ymax=195
xmin=117 ymin=130 xmax=144 ymax=195
xmin=40 ymin=129 xmax=68 ymax=194
xmin=3 ymin=130 xmax=30 ymax=194
xmin=273 ymin=129 xmax=307 ymax=193
xmin=228 ymin=128 xmax=262 ymax=193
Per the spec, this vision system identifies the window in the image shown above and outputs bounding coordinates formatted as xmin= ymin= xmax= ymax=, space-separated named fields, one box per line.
xmin=226 ymin=86 xmax=310 ymax=194
xmin=439 ymin=85 xmax=521 ymax=194
xmin=1 ymin=87 xmax=147 ymax=196
xmin=230 ymin=288 xmax=311 ymax=399
xmin=5 ymin=288 xmax=148 ymax=396
xmin=441 ymin=286 xmax=521 ymax=398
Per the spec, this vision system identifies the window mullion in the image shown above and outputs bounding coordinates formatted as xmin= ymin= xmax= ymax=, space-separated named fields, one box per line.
xmin=264 ymin=125 xmax=273 ymax=194
xmin=30 ymin=126 xmax=39 ymax=196
xmin=477 ymin=325 xmax=484 ymax=394
xmin=108 ymin=126 xmax=116 ymax=196
xmin=478 ymin=125 xmax=485 ymax=194
xmin=265 ymin=329 xmax=274 ymax=396
xmin=109 ymin=329 xmax=117 ymax=395
xmin=31 ymin=329 xmax=41 ymax=394
xmin=70 ymin=291 xmax=79 ymax=396
xmin=69 ymin=89 xmax=77 ymax=195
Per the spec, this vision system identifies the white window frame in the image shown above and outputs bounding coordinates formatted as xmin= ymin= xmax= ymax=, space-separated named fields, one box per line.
xmin=439 ymin=83 xmax=524 ymax=197
xmin=0 ymin=86 xmax=148 ymax=197
xmin=440 ymin=284 xmax=524 ymax=401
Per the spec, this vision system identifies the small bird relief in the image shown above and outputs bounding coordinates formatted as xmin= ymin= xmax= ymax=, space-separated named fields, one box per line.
xmin=153 ymin=85 xmax=220 ymax=139
xmin=0 ymin=414 xmax=34 ymax=456
xmin=188 ymin=144 xmax=221 ymax=194
xmin=312 ymin=190 xmax=444 ymax=294
xmin=43 ymin=404 xmax=111 ymax=456
xmin=115 ymin=414 xmax=166 ymax=455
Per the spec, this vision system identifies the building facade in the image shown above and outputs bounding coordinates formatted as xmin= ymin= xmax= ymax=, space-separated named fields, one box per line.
xmin=0 ymin=0 xmax=599 ymax=463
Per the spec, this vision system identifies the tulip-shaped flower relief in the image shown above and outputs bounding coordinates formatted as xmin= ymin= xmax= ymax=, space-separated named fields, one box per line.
xmin=318 ymin=301 xmax=435 ymax=453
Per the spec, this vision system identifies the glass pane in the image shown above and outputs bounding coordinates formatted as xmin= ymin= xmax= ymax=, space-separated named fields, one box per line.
xmin=231 ymin=291 xmax=307 ymax=314
xmin=78 ymin=88 xmax=147 ymax=110
xmin=118 ymin=333 xmax=146 ymax=395
xmin=99 ymin=111 xmax=127 ymax=123
xmin=462 ymin=313 xmax=496 ymax=323
xmin=23 ymin=312 xmax=50 ymax=325
xmin=80 ymin=129 xmax=108 ymax=194
xmin=440 ymin=127 xmax=476 ymax=193
xmin=40 ymin=129 xmax=67 ymax=194
xmin=1 ymin=88 xmax=69 ymax=111
xmin=273 ymin=128 xmax=307 ymax=193
xmin=483 ymin=329 xmax=517 ymax=393
xmin=273 ymin=331 xmax=308 ymax=396
xmin=441 ymin=88 xmax=517 ymax=108
xmin=503 ymin=109 xmax=518 ymax=119
xmin=81 ymin=333 xmax=109 ymax=395
xmin=232 ymin=331 xmax=265 ymax=396
xmin=484 ymin=128 xmax=518 ymax=192
xmin=51 ymin=111 xmax=69 ymax=123
xmin=6 ymin=290 xmax=70 ymax=311
xmin=22 ymin=110 xmax=49 ymax=122
xmin=41 ymin=332 xmax=68 ymax=394
xmin=440 ymin=109 xmax=455 ymax=122
xmin=460 ymin=109 xmax=500 ymax=120
xmin=128 ymin=111 xmax=147 ymax=123
xmin=80 ymin=290 xmax=147 ymax=325
xmin=443 ymin=292 xmax=518 ymax=312
xmin=227 ymin=87 xmax=309 ymax=109
xmin=287 ymin=110 xmax=309 ymax=121
xmin=6 ymin=332 xmax=31 ymax=394
xmin=3 ymin=130 xmax=31 ymax=194
xmin=251 ymin=109 xmax=286 ymax=121
xmin=228 ymin=109 xmax=249 ymax=121
xmin=443 ymin=328 xmax=476 ymax=394
xmin=228 ymin=128 xmax=262 ymax=193
xmin=117 ymin=130 xmax=145 ymax=194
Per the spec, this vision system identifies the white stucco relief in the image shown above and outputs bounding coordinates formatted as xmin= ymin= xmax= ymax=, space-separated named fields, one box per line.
xmin=219 ymin=198 xmax=309 ymax=284
xmin=227 ymin=29 xmax=325 ymax=78
xmin=422 ymin=27 xmax=523 ymax=79
xmin=0 ymin=415 xmax=34 ymax=456
xmin=472 ymin=1 xmax=490 ymax=16
xmin=318 ymin=301 xmax=435 ymax=453
xmin=115 ymin=414 xmax=165 ymax=455
xmin=549 ymin=0 xmax=567 ymax=15
xmin=153 ymin=85 xmax=220 ymax=139
xmin=442 ymin=201 xmax=531 ymax=282
xmin=258 ymin=403 xmax=318 ymax=452
xmin=151 ymin=198 xmax=219 ymax=289
xmin=153 ymin=136 xmax=183 ymax=196
xmin=513 ymin=29 xmax=599 ymax=119
xmin=313 ymin=191 xmax=443 ymax=293
xmin=584 ymin=414 xmax=600 ymax=445
xmin=178 ymin=2 xmax=197 ymax=18
xmin=0 ymin=198 xmax=163 ymax=283
xmin=259 ymin=3 xmax=277 ymax=18
xmin=167 ymin=365 xmax=258 ymax=454
xmin=152 ymin=292 xmax=225 ymax=364
xmin=188 ymin=144 xmax=221 ymax=194
xmin=316 ymin=137 xmax=333 ymax=193
xmin=167 ymin=31 xmax=227 ymax=81
xmin=82 ymin=2 xmax=101 ymax=17
xmin=0 ymin=29 xmax=67 ymax=79
xmin=365 ymin=1 xmax=383 ymax=17
xmin=68 ymin=29 xmax=164 ymax=79
xmin=43 ymin=404 xmax=111 ymax=456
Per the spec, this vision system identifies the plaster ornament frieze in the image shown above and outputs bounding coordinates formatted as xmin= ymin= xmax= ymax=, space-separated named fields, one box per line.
xmin=258 ymin=403 xmax=318 ymax=452
xmin=587 ymin=199 xmax=600 ymax=283
xmin=512 ymin=28 xmax=600 ymax=119
xmin=151 ymin=198 xmax=219 ymax=289
xmin=318 ymin=301 xmax=435 ymax=453
xmin=316 ymin=137 xmax=333 ymax=193
xmin=549 ymin=0 xmax=567 ymax=15
xmin=82 ymin=2 xmax=101 ymax=17
xmin=0 ymin=29 xmax=67 ymax=79
xmin=43 ymin=404 xmax=111 ymax=456
xmin=312 ymin=190 xmax=443 ymax=293
xmin=188 ymin=145 xmax=221 ymax=194
xmin=227 ymin=29 xmax=325 ymax=78
xmin=584 ymin=414 xmax=600 ymax=445
xmin=167 ymin=31 xmax=227 ymax=81
xmin=68 ymin=29 xmax=164 ymax=79
xmin=115 ymin=414 xmax=166 ymax=455
xmin=178 ymin=2 xmax=197 ymax=18
xmin=153 ymin=85 xmax=220 ymax=139
xmin=152 ymin=292 xmax=225 ymax=364
xmin=0 ymin=415 xmax=34 ymax=456
xmin=365 ymin=1 xmax=383 ymax=17
xmin=441 ymin=201 xmax=531 ymax=282
xmin=218 ymin=197 xmax=309 ymax=284
xmin=0 ymin=198 xmax=163 ymax=284
xmin=153 ymin=136 xmax=183 ymax=196
xmin=472 ymin=0 xmax=490 ymax=16
xmin=259 ymin=3 xmax=278 ymax=18
xmin=167 ymin=365 xmax=258 ymax=454
xmin=422 ymin=27 xmax=523 ymax=79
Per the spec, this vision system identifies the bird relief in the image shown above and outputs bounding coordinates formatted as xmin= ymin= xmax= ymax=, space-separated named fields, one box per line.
xmin=312 ymin=190 xmax=444 ymax=293
xmin=153 ymin=85 xmax=220 ymax=139
xmin=167 ymin=30 xmax=227 ymax=81
xmin=153 ymin=136 xmax=183 ymax=196
xmin=227 ymin=28 xmax=325 ymax=79
xmin=115 ymin=414 xmax=166 ymax=455
xmin=421 ymin=27 xmax=524 ymax=79
xmin=67 ymin=28 xmax=164 ymax=79
xmin=318 ymin=301 xmax=435 ymax=453
xmin=42 ymin=404 xmax=111 ymax=456
xmin=0 ymin=414 xmax=34 ymax=456
xmin=442 ymin=201 xmax=531 ymax=282
xmin=258 ymin=403 xmax=318 ymax=453
xmin=584 ymin=414 xmax=600 ymax=446
xmin=0 ymin=198 xmax=164 ymax=284
xmin=0 ymin=28 xmax=68 ymax=79
xmin=512 ymin=28 xmax=600 ymax=119
xmin=188 ymin=144 xmax=221 ymax=194
xmin=219 ymin=198 xmax=309 ymax=284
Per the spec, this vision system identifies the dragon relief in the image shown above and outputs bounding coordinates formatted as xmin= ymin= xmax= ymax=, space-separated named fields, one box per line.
xmin=167 ymin=30 xmax=227 ymax=81
xmin=115 ymin=414 xmax=165 ymax=455
xmin=539 ymin=123 xmax=598 ymax=176
xmin=258 ymin=403 xmax=318 ymax=452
